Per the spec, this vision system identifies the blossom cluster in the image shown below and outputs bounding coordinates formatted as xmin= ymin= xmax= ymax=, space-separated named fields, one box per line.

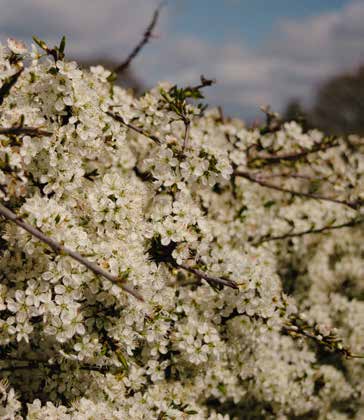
xmin=0 ymin=38 xmax=363 ymax=419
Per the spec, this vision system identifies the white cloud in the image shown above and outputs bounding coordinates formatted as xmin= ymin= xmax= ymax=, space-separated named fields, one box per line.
xmin=0 ymin=0 xmax=167 ymax=58
xmin=1 ymin=0 xmax=364 ymax=120
xmin=143 ymin=1 xmax=364 ymax=119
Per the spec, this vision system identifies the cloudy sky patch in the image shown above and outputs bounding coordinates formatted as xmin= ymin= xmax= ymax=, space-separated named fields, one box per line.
xmin=1 ymin=0 xmax=363 ymax=120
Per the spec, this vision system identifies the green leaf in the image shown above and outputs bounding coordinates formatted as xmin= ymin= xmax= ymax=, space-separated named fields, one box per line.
xmin=0 ymin=68 xmax=24 ymax=106
xmin=32 ymin=36 xmax=48 ymax=52
xmin=47 ymin=67 xmax=58 ymax=76
xmin=107 ymin=72 xmax=117 ymax=83
xmin=309 ymin=179 xmax=321 ymax=193
xmin=217 ymin=383 xmax=226 ymax=395
xmin=264 ymin=200 xmax=276 ymax=208
xmin=59 ymin=35 xmax=66 ymax=54
xmin=116 ymin=350 xmax=129 ymax=371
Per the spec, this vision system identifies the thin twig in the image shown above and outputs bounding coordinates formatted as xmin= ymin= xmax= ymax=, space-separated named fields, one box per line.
xmin=248 ymin=140 xmax=339 ymax=165
xmin=0 ymin=126 xmax=52 ymax=137
xmin=254 ymin=218 xmax=363 ymax=245
xmin=283 ymin=323 xmax=364 ymax=359
xmin=177 ymin=263 xmax=239 ymax=289
xmin=234 ymin=170 xmax=360 ymax=210
xmin=256 ymin=173 xmax=319 ymax=181
xmin=182 ymin=120 xmax=190 ymax=150
xmin=217 ymin=106 xmax=224 ymax=123
xmin=0 ymin=358 xmax=114 ymax=373
xmin=107 ymin=111 xmax=161 ymax=144
xmin=188 ymin=75 xmax=216 ymax=92
xmin=255 ymin=172 xmax=337 ymax=186
xmin=114 ymin=2 xmax=165 ymax=74
xmin=0 ymin=202 xmax=143 ymax=301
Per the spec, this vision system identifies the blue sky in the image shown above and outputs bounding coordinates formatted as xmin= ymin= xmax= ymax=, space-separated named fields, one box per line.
xmin=170 ymin=0 xmax=349 ymax=45
xmin=1 ymin=0 xmax=363 ymax=120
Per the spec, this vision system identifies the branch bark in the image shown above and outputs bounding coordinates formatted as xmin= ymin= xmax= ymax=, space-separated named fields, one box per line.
xmin=254 ymin=218 xmax=363 ymax=245
xmin=107 ymin=111 xmax=161 ymax=144
xmin=234 ymin=170 xmax=360 ymax=210
xmin=0 ymin=202 xmax=143 ymax=301
xmin=113 ymin=3 xmax=164 ymax=74
xmin=0 ymin=126 xmax=52 ymax=137
xmin=248 ymin=140 xmax=339 ymax=165
xmin=0 ymin=358 xmax=114 ymax=373
xmin=177 ymin=262 xmax=239 ymax=289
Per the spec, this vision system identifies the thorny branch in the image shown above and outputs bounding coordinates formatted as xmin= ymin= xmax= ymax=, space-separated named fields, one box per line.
xmin=107 ymin=111 xmax=161 ymax=144
xmin=283 ymin=317 xmax=364 ymax=359
xmin=189 ymin=75 xmax=216 ymax=92
xmin=177 ymin=262 xmax=239 ymax=290
xmin=113 ymin=2 xmax=164 ymax=74
xmin=0 ymin=358 xmax=117 ymax=374
xmin=254 ymin=218 xmax=364 ymax=245
xmin=254 ymin=172 xmax=327 ymax=182
xmin=0 ymin=202 xmax=143 ymax=301
xmin=248 ymin=140 xmax=339 ymax=166
xmin=234 ymin=170 xmax=361 ymax=210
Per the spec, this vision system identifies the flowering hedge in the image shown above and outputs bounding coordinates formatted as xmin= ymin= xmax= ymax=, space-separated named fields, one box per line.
xmin=0 ymin=37 xmax=363 ymax=419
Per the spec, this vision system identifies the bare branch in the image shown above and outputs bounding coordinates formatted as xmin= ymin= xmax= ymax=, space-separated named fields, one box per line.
xmin=217 ymin=105 xmax=225 ymax=123
xmin=189 ymin=75 xmax=216 ymax=92
xmin=234 ymin=170 xmax=360 ymax=210
xmin=248 ymin=140 xmax=339 ymax=166
xmin=255 ymin=172 xmax=320 ymax=182
xmin=259 ymin=105 xmax=283 ymax=135
xmin=254 ymin=172 xmax=337 ymax=187
xmin=182 ymin=120 xmax=190 ymax=150
xmin=283 ymin=318 xmax=364 ymax=359
xmin=113 ymin=2 xmax=165 ymax=74
xmin=254 ymin=218 xmax=363 ymax=245
xmin=177 ymin=262 xmax=239 ymax=290
xmin=0 ymin=126 xmax=52 ymax=137
xmin=107 ymin=111 xmax=161 ymax=144
xmin=0 ymin=202 xmax=143 ymax=301
xmin=0 ymin=358 xmax=114 ymax=374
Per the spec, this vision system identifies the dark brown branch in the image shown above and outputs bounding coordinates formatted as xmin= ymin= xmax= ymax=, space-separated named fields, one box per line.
xmin=0 ymin=126 xmax=52 ymax=137
xmin=283 ymin=320 xmax=364 ymax=359
xmin=255 ymin=172 xmax=337 ymax=187
xmin=254 ymin=218 xmax=363 ymax=245
xmin=114 ymin=3 xmax=164 ymax=74
xmin=0 ymin=202 xmax=143 ymax=301
xmin=248 ymin=140 xmax=339 ymax=165
xmin=177 ymin=263 xmax=239 ymax=290
xmin=189 ymin=75 xmax=216 ymax=92
xmin=259 ymin=105 xmax=283 ymax=135
xmin=0 ymin=68 xmax=23 ymax=105
xmin=256 ymin=173 xmax=319 ymax=181
xmin=182 ymin=120 xmax=190 ymax=150
xmin=234 ymin=170 xmax=360 ymax=210
xmin=217 ymin=106 xmax=225 ymax=123
xmin=0 ymin=358 xmax=114 ymax=373
xmin=107 ymin=111 xmax=161 ymax=144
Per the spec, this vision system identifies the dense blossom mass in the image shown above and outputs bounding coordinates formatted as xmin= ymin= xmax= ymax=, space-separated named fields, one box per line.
xmin=0 ymin=38 xmax=363 ymax=419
